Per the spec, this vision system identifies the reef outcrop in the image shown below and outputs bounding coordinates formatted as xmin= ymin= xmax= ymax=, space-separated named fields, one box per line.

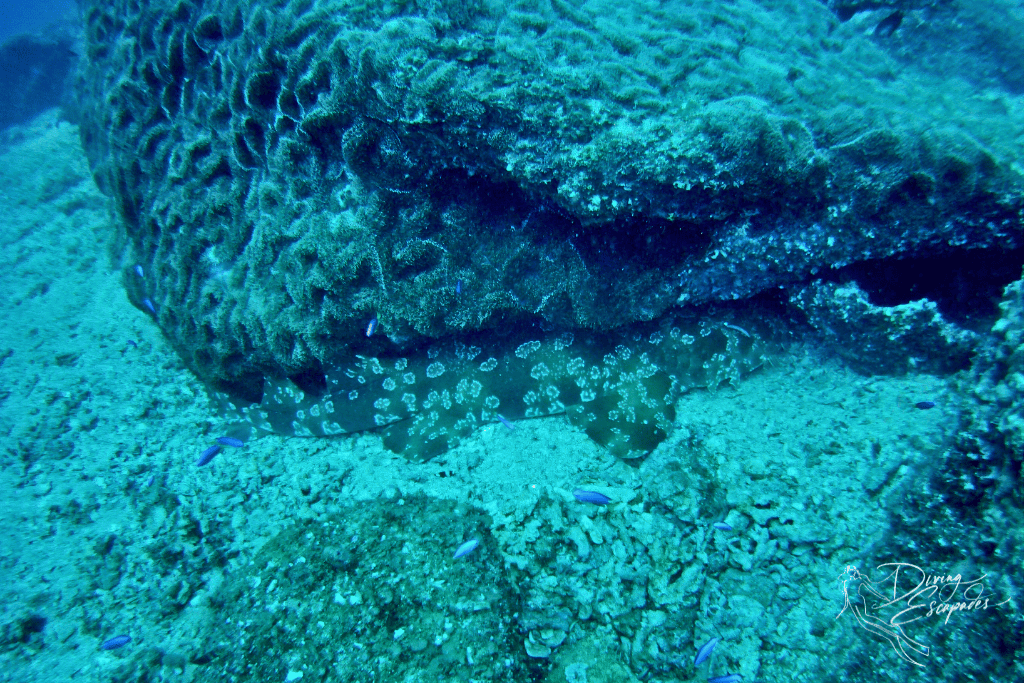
xmin=790 ymin=280 xmax=979 ymax=375
xmin=76 ymin=0 xmax=1023 ymax=399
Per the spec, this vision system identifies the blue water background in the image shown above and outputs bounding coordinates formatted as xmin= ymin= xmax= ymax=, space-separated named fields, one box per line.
xmin=0 ymin=0 xmax=76 ymax=43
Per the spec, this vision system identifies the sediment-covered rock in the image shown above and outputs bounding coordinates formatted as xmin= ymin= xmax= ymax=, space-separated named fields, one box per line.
xmin=790 ymin=280 xmax=979 ymax=374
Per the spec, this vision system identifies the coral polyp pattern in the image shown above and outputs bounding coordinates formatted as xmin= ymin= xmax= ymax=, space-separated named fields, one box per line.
xmin=219 ymin=311 xmax=778 ymax=460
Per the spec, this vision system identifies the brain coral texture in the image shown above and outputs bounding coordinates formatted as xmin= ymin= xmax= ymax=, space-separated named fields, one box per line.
xmin=76 ymin=0 xmax=1023 ymax=399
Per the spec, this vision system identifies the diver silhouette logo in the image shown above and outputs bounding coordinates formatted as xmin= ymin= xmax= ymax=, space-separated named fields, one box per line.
xmin=836 ymin=563 xmax=1009 ymax=667
xmin=836 ymin=564 xmax=930 ymax=666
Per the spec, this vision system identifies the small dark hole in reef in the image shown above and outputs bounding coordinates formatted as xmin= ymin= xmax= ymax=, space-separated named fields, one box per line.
xmin=194 ymin=16 xmax=223 ymax=43
xmin=20 ymin=614 xmax=46 ymax=641
xmin=887 ymin=174 xmax=931 ymax=206
xmin=96 ymin=534 xmax=116 ymax=556
xmin=941 ymin=167 xmax=966 ymax=189
xmin=977 ymin=539 xmax=997 ymax=556
xmin=246 ymin=71 xmax=281 ymax=111
xmin=829 ymin=247 xmax=1024 ymax=330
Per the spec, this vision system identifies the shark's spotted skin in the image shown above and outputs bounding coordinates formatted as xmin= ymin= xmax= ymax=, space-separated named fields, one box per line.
xmin=215 ymin=311 xmax=779 ymax=461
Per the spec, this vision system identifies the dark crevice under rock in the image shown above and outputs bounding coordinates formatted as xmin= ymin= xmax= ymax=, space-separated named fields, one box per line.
xmin=826 ymin=247 xmax=1024 ymax=331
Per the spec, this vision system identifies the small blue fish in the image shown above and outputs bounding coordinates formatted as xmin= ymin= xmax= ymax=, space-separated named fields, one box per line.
xmin=573 ymin=489 xmax=610 ymax=505
xmin=215 ymin=436 xmax=244 ymax=448
xmin=915 ymin=401 xmax=936 ymax=410
xmin=196 ymin=445 xmax=221 ymax=466
xmin=455 ymin=279 xmax=462 ymax=295
xmin=713 ymin=522 xmax=733 ymax=532
xmin=708 ymin=675 xmax=742 ymax=683
xmin=694 ymin=637 xmax=719 ymax=666
xmin=142 ymin=298 xmax=156 ymax=315
xmin=454 ymin=539 xmax=479 ymax=559
xmin=133 ymin=265 xmax=144 ymax=277
xmin=365 ymin=316 xmax=378 ymax=337
xmin=100 ymin=635 xmax=131 ymax=650
xmin=495 ymin=413 xmax=515 ymax=431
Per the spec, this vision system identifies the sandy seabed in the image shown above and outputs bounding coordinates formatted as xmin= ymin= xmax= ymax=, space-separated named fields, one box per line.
xmin=0 ymin=112 xmax=960 ymax=683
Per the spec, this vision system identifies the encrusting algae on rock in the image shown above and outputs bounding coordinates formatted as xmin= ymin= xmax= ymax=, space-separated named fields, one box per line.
xmin=214 ymin=308 xmax=786 ymax=461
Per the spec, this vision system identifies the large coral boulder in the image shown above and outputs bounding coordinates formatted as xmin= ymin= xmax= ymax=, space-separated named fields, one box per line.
xmin=76 ymin=0 xmax=1024 ymax=396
